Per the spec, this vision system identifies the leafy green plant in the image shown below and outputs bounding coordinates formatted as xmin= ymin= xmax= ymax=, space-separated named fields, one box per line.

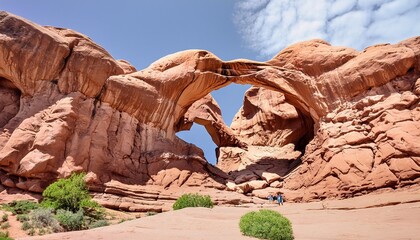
xmin=173 ymin=193 xmax=213 ymax=210
xmin=42 ymin=173 xmax=95 ymax=213
xmin=1 ymin=214 xmax=7 ymax=222
xmin=239 ymin=209 xmax=293 ymax=240
xmin=55 ymin=209 xmax=85 ymax=231
xmin=6 ymin=200 xmax=38 ymax=215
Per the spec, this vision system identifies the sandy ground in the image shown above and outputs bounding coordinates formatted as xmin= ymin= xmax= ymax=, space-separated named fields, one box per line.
xmin=18 ymin=188 xmax=420 ymax=240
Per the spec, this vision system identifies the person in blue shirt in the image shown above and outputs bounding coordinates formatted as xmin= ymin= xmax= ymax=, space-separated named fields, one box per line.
xmin=267 ymin=194 xmax=274 ymax=203
xmin=276 ymin=192 xmax=283 ymax=205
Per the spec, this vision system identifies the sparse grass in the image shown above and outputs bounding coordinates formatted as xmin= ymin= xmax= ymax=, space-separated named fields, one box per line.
xmin=173 ymin=193 xmax=213 ymax=210
xmin=21 ymin=221 xmax=31 ymax=231
xmin=38 ymin=228 xmax=46 ymax=236
xmin=27 ymin=228 xmax=35 ymax=236
xmin=16 ymin=214 xmax=29 ymax=223
xmin=6 ymin=200 xmax=38 ymax=215
xmin=29 ymin=208 xmax=62 ymax=232
xmin=118 ymin=219 xmax=127 ymax=224
xmin=1 ymin=214 xmax=7 ymax=222
xmin=0 ymin=222 xmax=10 ymax=230
xmin=145 ymin=211 xmax=157 ymax=216
xmin=55 ymin=209 xmax=85 ymax=231
xmin=239 ymin=209 xmax=294 ymax=240
xmin=0 ymin=230 xmax=12 ymax=240
xmin=89 ymin=220 xmax=109 ymax=229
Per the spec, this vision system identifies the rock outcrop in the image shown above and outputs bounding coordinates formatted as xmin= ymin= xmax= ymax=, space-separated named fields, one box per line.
xmin=0 ymin=11 xmax=419 ymax=211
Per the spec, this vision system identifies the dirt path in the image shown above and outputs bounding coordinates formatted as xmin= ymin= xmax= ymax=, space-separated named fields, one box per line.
xmin=19 ymin=188 xmax=420 ymax=240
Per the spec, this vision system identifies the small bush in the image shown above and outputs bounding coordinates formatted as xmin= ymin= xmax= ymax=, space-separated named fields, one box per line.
xmin=173 ymin=193 xmax=213 ymax=210
xmin=7 ymin=200 xmax=38 ymax=215
xmin=27 ymin=228 xmax=35 ymax=236
xmin=0 ymin=222 xmax=10 ymax=229
xmin=17 ymin=214 xmax=29 ymax=222
xmin=0 ymin=231 xmax=12 ymax=240
xmin=21 ymin=221 xmax=31 ymax=231
xmin=38 ymin=228 xmax=46 ymax=236
xmin=30 ymin=208 xmax=62 ymax=232
xmin=1 ymin=214 xmax=7 ymax=222
xmin=55 ymin=209 xmax=85 ymax=231
xmin=89 ymin=220 xmax=109 ymax=229
xmin=42 ymin=173 xmax=94 ymax=213
xmin=239 ymin=209 xmax=293 ymax=240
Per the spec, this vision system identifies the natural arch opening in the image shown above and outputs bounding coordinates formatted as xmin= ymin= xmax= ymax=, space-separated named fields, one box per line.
xmin=175 ymin=84 xmax=250 ymax=165
xmin=176 ymin=124 xmax=218 ymax=165
xmin=0 ymin=76 xmax=21 ymax=129
xmin=175 ymin=81 xmax=317 ymax=176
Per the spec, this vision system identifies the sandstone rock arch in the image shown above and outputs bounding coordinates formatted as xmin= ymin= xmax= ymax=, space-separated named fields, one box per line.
xmin=1 ymin=11 xmax=419 ymax=211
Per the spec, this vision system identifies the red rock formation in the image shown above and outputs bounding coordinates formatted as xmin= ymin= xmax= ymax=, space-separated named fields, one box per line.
xmin=231 ymin=86 xmax=313 ymax=148
xmin=175 ymin=94 xmax=244 ymax=148
xmin=0 ymin=11 xmax=419 ymax=211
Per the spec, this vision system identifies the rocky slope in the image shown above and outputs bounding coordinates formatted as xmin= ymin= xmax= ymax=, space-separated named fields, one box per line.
xmin=0 ymin=11 xmax=419 ymax=211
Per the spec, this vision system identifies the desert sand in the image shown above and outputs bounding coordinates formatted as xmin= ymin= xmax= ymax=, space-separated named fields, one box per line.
xmin=19 ymin=188 xmax=420 ymax=240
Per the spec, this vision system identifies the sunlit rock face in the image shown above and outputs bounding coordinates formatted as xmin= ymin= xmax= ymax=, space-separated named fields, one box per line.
xmin=0 ymin=11 xmax=419 ymax=211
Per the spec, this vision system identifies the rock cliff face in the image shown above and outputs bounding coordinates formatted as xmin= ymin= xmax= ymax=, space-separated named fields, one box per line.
xmin=0 ymin=11 xmax=419 ymax=211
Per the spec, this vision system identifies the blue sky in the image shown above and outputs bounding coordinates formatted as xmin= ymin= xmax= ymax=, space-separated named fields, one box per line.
xmin=2 ymin=0 xmax=420 ymax=165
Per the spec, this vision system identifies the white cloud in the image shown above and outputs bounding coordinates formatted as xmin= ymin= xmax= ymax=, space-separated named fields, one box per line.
xmin=234 ymin=0 xmax=420 ymax=58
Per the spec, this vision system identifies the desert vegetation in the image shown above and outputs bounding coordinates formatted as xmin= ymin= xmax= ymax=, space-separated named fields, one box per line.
xmin=0 ymin=173 xmax=108 ymax=238
xmin=239 ymin=209 xmax=293 ymax=240
xmin=173 ymin=193 xmax=214 ymax=210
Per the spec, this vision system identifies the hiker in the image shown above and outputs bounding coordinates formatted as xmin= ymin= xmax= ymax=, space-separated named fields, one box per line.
xmin=267 ymin=194 xmax=274 ymax=203
xmin=276 ymin=192 xmax=284 ymax=205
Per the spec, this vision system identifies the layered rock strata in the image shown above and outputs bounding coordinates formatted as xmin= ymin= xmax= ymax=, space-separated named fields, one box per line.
xmin=0 ymin=11 xmax=419 ymax=210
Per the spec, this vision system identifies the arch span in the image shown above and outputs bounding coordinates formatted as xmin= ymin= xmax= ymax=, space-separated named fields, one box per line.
xmin=101 ymin=39 xmax=415 ymax=140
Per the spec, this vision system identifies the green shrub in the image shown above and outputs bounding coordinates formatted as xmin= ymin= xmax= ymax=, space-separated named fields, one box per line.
xmin=239 ymin=209 xmax=293 ymax=240
xmin=27 ymin=228 xmax=35 ymax=236
xmin=30 ymin=208 xmax=62 ymax=232
xmin=16 ymin=214 xmax=29 ymax=222
xmin=55 ymin=209 xmax=85 ymax=231
xmin=7 ymin=200 xmax=38 ymax=215
xmin=38 ymin=228 xmax=46 ymax=236
xmin=172 ymin=193 xmax=213 ymax=210
xmin=0 ymin=222 xmax=9 ymax=229
xmin=89 ymin=220 xmax=109 ymax=229
xmin=21 ymin=221 xmax=31 ymax=231
xmin=0 ymin=231 xmax=12 ymax=240
xmin=1 ymin=214 xmax=7 ymax=222
xmin=42 ymin=173 xmax=93 ymax=213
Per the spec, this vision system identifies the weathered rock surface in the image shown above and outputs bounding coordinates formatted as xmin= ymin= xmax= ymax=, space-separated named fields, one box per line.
xmin=231 ymin=86 xmax=313 ymax=148
xmin=0 ymin=11 xmax=419 ymax=210
xmin=283 ymin=71 xmax=420 ymax=201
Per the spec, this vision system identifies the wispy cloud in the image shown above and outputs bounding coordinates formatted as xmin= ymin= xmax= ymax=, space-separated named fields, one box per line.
xmin=234 ymin=0 xmax=420 ymax=58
